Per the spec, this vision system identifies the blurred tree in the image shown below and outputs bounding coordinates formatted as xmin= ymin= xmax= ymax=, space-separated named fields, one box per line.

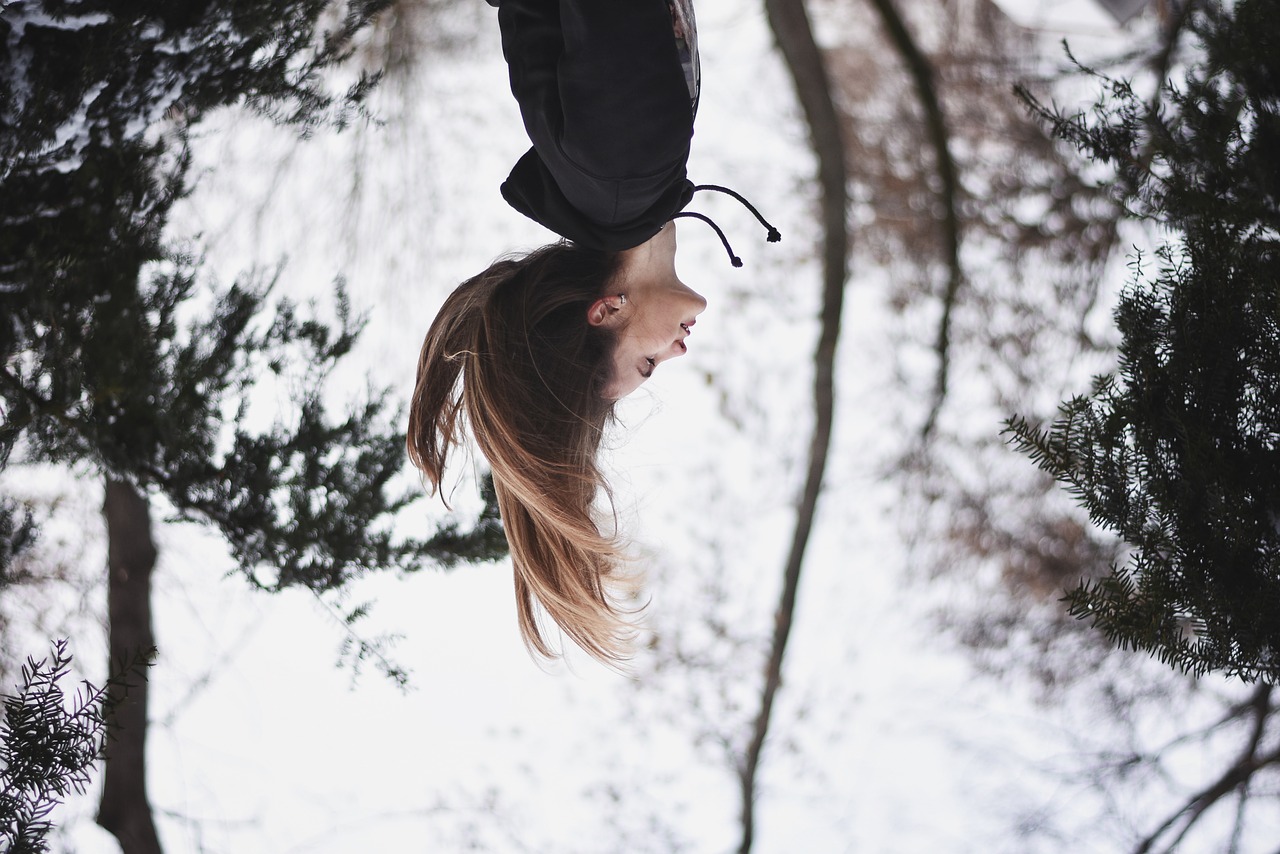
xmin=0 ymin=1 xmax=506 ymax=850
xmin=872 ymin=0 xmax=1280 ymax=849
xmin=1008 ymin=0 xmax=1280 ymax=681
xmin=849 ymin=0 xmax=1127 ymax=693
xmin=613 ymin=0 xmax=1125 ymax=849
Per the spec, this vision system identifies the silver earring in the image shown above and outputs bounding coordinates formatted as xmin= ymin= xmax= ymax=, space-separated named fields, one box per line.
xmin=618 ymin=293 xmax=627 ymax=305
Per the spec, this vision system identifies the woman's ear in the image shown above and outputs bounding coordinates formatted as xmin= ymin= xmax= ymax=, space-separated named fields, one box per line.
xmin=587 ymin=295 xmax=626 ymax=327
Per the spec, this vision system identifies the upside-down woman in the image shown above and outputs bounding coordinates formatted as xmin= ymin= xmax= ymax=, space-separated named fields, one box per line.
xmin=408 ymin=0 xmax=778 ymax=664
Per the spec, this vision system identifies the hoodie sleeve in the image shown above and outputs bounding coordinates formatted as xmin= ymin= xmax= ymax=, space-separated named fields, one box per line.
xmin=498 ymin=0 xmax=694 ymax=227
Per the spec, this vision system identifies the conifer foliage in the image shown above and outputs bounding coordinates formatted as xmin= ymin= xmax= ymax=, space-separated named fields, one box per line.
xmin=0 ymin=0 xmax=504 ymax=595
xmin=1 ymin=2 xmax=505 ymax=845
xmin=0 ymin=641 xmax=150 ymax=853
xmin=1008 ymin=0 xmax=1280 ymax=679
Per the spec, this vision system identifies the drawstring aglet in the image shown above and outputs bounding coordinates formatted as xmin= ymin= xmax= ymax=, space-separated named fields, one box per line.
xmin=672 ymin=211 xmax=743 ymax=267
xmin=692 ymin=184 xmax=782 ymax=244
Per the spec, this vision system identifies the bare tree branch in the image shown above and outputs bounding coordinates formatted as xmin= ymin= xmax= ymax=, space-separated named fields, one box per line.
xmin=1134 ymin=684 xmax=1278 ymax=854
xmin=865 ymin=0 xmax=961 ymax=440
xmin=739 ymin=0 xmax=850 ymax=851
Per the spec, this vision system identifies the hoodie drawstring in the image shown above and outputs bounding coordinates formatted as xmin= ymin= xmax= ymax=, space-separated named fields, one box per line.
xmin=672 ymin=211 xmax=743 ymax=267
xmin=673 ymin=184 xmax=782 ymax=268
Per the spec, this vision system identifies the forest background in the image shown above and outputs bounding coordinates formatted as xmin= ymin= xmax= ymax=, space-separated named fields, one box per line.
xmin=2 ymin=0 xmax=1277 ymax=852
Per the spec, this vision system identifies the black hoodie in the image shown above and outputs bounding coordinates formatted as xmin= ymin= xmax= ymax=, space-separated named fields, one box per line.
xmin=496 ymin=0 xmax=698 ymax=251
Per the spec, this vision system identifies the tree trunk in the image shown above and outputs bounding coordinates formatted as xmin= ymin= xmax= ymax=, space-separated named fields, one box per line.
xmin=97 ymin=478 xmax=163 ymax=854
xmin=740 ymin=0 xmax=850 ymax=851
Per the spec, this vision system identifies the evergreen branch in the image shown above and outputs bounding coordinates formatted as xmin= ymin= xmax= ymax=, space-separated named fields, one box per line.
xmin=0 ymin=497 xmax=38 ymax=580
xmin=0 ymin=366 xmax=83 ymax=435
xmin=1007 ymin=0 xmax=1280 ymax=678
xmin=309 ymin=590 xmax=410 ymax=690
xmin=0 ymin=641 xmax=152 ymax=853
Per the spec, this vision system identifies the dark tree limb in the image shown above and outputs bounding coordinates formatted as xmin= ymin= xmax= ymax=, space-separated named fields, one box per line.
xmin=97 ymin=479 xmax=163 ymax=854
xmin=741 ymin=0 xmax=850 ymax=852
xmin=865 ymin=0 xmax=962 ymax=440
xmin=1148 ymin=0 xmax=1200 ymax=109
xmin=1134 ymin=684 xmax=1277 ymax=854
xmin=1129 ymin=0 xmax=1201 ymax=185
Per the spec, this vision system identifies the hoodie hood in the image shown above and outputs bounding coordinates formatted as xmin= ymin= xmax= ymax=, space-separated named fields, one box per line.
xmin=501 ymin=149 xmax=696 ymax=251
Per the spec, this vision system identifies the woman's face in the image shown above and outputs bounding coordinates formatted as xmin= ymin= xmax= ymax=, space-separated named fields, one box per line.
xmin=587 ymin=222 xmax=708 ymax=399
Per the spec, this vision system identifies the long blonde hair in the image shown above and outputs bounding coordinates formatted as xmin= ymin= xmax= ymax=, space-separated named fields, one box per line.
xmin=408 ymin=242 xmax=635 ymax=663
